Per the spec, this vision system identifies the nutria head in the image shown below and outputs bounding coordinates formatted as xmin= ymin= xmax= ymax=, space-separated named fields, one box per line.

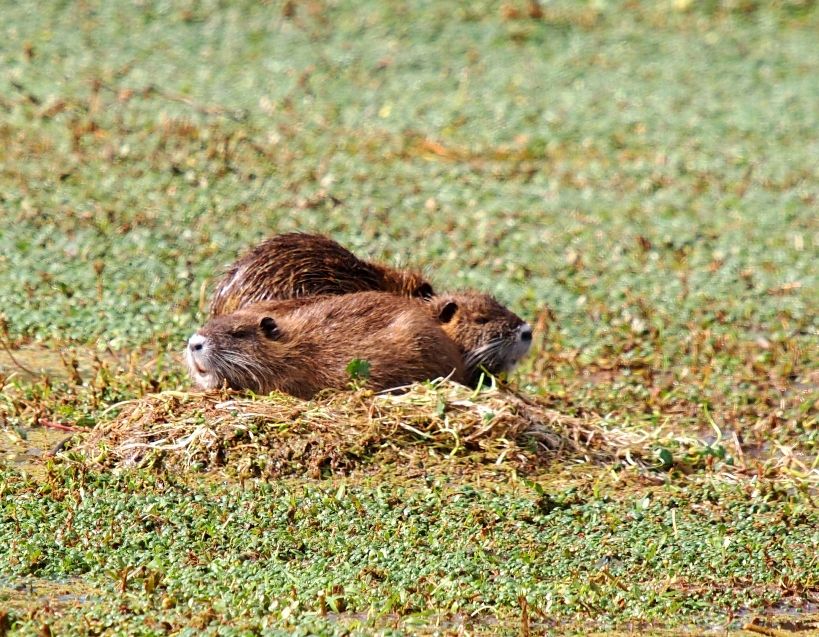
xmin=429 ymin=292 xmax=532 ymax=385
xmin=186 ymin=310 xmax=284 ymax=394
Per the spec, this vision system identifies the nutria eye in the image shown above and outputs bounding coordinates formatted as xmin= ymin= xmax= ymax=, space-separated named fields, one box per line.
xmin=474 ymin=317 xmax=490 ymax=325
xmin=231 ymin=329 xmax=251 ymax=338
xmin=416 ymin=282 xmax=434 ymax=300
xmin=438 ymin=301 xmax=458 ymax=324
xmin=260 ymin=316 xmax=280 ymax=340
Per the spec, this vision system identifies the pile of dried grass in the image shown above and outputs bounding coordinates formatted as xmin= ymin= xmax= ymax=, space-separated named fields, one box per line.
xmin=69 ymin=380 xmax=819 ymax=488
xmin=71 ymin=381 xmax=631 ymax=477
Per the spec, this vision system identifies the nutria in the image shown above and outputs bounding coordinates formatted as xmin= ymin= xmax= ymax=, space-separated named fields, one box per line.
xmin=210 ymin=233 xmax=434 ymax=316
xmin=429 ymin=292 xmax=532 ymax=386
xmin=186 ymin=292 xmax=465 ymax=398
xmin=207 ymin=291 xmax=533 ymax=387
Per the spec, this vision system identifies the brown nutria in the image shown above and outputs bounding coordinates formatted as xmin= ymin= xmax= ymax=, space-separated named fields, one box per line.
xmin=206 ymin=291 xmax=533 ymax=387
xmin=186 ymin=292 xmax=465 ymax=398
xmin=209 ymin=233 xmax=434 ymax=317
xmin=429 ymin=292 xmax=532 ymax=386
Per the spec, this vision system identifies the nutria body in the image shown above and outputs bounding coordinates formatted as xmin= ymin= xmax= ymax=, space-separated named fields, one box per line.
xmin=210 ymin=233 xmax=433 ymax=317
xmin=187 ymin=292 xmax=465 ymax=398
xmin=430 ymin=292 xmax=532 ymax=386
xmin=212 ymin=291 xmax=533 ymax=387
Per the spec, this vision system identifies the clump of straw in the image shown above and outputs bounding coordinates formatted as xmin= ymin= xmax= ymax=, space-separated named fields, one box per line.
xmin=70 ymin=380 xmax=818 ymax=489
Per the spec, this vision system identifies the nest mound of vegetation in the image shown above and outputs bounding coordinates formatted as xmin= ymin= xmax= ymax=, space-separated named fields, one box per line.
xmin=68 ymin=381 xmax=642 ymax=477
xmin=67 ymin=380 xmax=818 ymax=488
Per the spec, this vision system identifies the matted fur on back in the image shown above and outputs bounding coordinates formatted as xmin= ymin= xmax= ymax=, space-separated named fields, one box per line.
xmin=210 ymin=233 xmax=433 ymax=316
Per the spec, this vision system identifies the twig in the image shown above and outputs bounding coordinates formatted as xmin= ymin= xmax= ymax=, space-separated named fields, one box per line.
xmin=39 ymin=419 xmax=80 ymax=432
xmin=98 ymin=80 xmax=247 ymax=122
xmin=0 ymin=336 xmax=37 ymax=376
xmin=743 ymin=621 xmax=784 ymax=637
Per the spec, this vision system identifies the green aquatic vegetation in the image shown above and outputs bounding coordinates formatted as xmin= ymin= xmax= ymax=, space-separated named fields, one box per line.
xmin=0 ymin=466 xmax=817 ymax=634
xmin=0 ymin=0 xmax=817 ymax=633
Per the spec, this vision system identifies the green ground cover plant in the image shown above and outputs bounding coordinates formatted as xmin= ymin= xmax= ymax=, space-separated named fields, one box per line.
xmin=0 ymin=0 xmax=816 ymax=634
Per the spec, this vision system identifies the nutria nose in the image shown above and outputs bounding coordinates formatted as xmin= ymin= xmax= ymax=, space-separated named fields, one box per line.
xmin=519 ymin=325 xmax=532 ymax=342
xmin=188 ymin=334 xmax=206 ymax=352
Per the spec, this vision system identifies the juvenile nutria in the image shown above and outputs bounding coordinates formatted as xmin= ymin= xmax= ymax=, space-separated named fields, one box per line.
xmin=213 ymin=291 xmax=533 ymax=387
xmin=186 ymin=292 xmax=465 ymax=398
xmin=430 ymin=292 xmax=532 ymax=386
xmin=210 ymin=233 xmax=434 ymax=316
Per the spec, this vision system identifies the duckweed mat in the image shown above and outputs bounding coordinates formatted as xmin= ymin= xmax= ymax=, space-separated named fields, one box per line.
xmin=1 ymin=0 xmax=818 ymax=633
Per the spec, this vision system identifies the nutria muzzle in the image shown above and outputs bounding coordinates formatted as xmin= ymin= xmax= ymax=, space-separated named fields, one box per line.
xmin=185 ymin=317 xmax=281 ymax=394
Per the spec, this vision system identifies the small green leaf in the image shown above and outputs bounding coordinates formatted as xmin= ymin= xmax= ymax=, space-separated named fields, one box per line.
xmin=346 ymin=358 xmax=371 ymax=381
xmin=655 ymin=447 xmax=674 ymax=471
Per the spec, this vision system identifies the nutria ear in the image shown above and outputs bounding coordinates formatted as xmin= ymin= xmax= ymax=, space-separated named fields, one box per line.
xmin=437 ymin=301 xmax=458 ymax=324
xmin=415 ymin=282 xmax=434 ymax=300
xmin=259 ymin=317 xmax=280 ymax=340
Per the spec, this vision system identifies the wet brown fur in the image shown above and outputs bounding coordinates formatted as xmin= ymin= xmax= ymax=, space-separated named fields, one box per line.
xmin=210 ymin=233 xmax=433 ymax=316
xmin=189 ymin=292 xmax=465 ymax=398
xmin=214 ymin=291 xmax=531 ymax=386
